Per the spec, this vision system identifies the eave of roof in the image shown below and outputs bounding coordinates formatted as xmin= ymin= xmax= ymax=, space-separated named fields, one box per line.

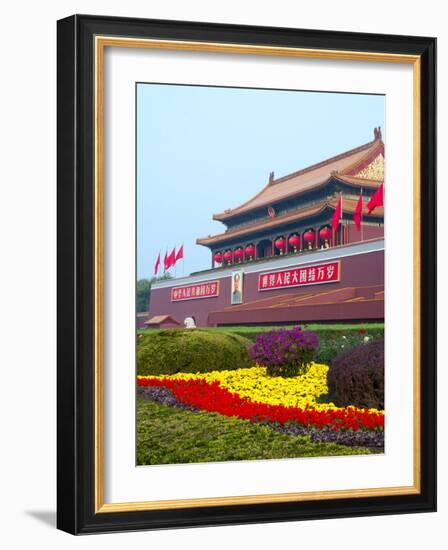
xmin=197 ymin=196 xmax=383 ymax=246
xmin=200 ymin=203 xmax=329 ymax=245
xmin=145 ymin=315 xmax=180 ymax=325
xmin=332 ymin=174 xmax=382 ymax=189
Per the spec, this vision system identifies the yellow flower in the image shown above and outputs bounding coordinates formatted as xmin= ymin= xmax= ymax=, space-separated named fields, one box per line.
xmin=138 ymin=363 xmax=383 ymax=414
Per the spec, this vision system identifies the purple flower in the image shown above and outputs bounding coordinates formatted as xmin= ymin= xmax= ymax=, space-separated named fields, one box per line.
xmin=250 ymin=326 xmax=319 ymax=377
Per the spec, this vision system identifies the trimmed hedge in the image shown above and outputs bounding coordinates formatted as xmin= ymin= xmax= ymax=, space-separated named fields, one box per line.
xmin=137 ymin=329 xmax=254 ymax=376
xmin=327 ymin=339 xmax=384 ymax=409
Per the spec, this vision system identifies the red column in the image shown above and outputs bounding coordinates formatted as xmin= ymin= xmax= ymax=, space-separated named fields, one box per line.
xmin=271 ymin=240 xmax=275 ymax=257
xmin=315 ymin=227 xmax=319 ymax=250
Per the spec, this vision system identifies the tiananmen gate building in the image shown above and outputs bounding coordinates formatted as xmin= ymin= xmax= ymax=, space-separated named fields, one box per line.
xmin=147 ymin=128 xmax=385 ymax=327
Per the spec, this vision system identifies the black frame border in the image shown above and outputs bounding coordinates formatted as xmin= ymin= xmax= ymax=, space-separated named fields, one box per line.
xmin=57 ymin=14 xmax=436 ymax=534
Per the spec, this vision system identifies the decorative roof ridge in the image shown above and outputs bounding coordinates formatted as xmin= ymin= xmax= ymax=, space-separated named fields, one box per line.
xmin=338 ymin=139 xmax=384 ymax=176
xmin=271 ymin=137 xmax=379 ymax=186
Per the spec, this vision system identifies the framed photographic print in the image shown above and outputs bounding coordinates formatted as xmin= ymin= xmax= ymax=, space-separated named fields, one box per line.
xmin=57 ymin=15 xmax=436 ymax=534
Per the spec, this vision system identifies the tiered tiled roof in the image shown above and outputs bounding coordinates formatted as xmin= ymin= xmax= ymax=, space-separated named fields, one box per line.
xmin=213 ymin=131 xmax=384 ymax=222
xmin=197 ymin=129 xmax=384 ymax=247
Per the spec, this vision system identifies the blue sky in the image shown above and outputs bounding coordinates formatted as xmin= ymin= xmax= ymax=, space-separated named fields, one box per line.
xmin=137 ymin=84 xmax=385 ymax=279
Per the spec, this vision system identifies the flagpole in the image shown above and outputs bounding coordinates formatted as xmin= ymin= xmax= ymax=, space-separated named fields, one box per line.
xmin=361 ymin=188 xmax=364 ymax=242
xmin=340 ymin=192 xmax=343 ymax=246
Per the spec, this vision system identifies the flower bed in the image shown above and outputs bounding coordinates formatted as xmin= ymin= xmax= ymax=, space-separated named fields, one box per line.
xmin=137 ymin=365 xmax=384 ymax=434
xmin=140 ymin=363 xmax=329 ymax=408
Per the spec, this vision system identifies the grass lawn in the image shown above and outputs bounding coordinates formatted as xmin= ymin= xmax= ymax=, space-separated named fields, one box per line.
xmin=136 ymin=397 xmax=372 ymax=465
xmin=138 ymin=322 xmax=384 ymax=336
xmin=205 ymin=323 xmax=384 ymax=332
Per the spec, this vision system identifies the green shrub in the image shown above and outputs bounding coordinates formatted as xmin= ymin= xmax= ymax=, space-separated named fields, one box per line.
xmin=313 ymin=328 xmax=384 ymax=364
xmin=327 ymin=339 xmax=384 ymax=409
xmin=224 ymin=326 xmax=384 ymax=364
xmin=137 ymin=325 xmax=385 ymax=369
xmin=138 ymin=324 xmax=384 ymax=364
xmin=137 ymin=329 xmax=254 ymax=375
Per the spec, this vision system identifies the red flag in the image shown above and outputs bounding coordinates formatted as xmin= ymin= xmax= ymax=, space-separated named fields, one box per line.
xmin=175 ymin=244 xmax=184 ymax=263
xmin=166 ymin=247 xmax=176 ymax=270
xmin=332 ymin=193 xmax=342 ymax=233
xmin=163 ymin=250 xmax=169 ymax=272
xmin=153 ymin=252 xmax=161 ymax=275
xmin=353 ymin=193 xmax=363 ymax=230
xmin=366 ymin=183 xmax=384 ymax=214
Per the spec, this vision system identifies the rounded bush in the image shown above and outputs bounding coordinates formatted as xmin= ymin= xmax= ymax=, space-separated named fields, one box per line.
xmin=137 ymin=329 xmax=254 ymax=376
xmin=327 ymin=340 xmax=384 ymax=409
xmin=250 ymin=326 xmax=318 ymax=378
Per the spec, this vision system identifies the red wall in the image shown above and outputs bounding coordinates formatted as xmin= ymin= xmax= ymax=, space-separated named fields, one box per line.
xmin=347 ymin=224 xmax=384 ymax=244
xmin=148 ymin=247 xmax=384 ymax=327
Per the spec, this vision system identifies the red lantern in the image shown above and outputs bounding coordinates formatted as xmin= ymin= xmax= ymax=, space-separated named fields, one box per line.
xmin=319 ymin=227 xmax=332 ymax=241
xmin=223 ymin=250 xmax=233 ymax=262
xmin=303 ymin=230 xmax=315 ymax=243
xmin=288 ymin=234 xmax=300 ymax=249
xmin=214 ymin=252 xmax=223 ymax=264
xmin=245 ymin=244 xmax=255 ymax=257
xmin=275 ymin=237 xmax=285 ymax=250
xmin=234 ymin=248 xmax=243 ymax=260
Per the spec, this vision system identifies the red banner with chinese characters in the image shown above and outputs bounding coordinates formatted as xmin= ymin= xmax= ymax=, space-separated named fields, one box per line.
xmin=171 ymin=280 xmax=220 ymax=301
xmin=258 ymin=261 xmax=340 ymax=291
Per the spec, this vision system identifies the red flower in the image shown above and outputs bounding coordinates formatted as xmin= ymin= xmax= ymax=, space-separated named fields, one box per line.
xmin=137 ymin=377 xmax=384 ymax=432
